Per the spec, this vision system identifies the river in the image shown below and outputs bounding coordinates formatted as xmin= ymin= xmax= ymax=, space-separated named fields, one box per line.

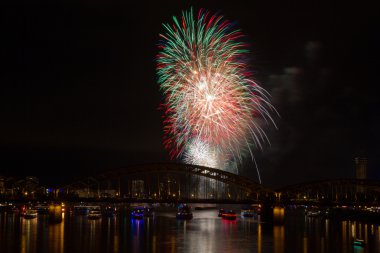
xmin=0 ymin=206 xmax=379 ymax=253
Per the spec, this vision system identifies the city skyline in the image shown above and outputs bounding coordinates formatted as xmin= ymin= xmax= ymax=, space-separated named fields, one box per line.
xmin=0 ymin=1 xmax=378 ymax=188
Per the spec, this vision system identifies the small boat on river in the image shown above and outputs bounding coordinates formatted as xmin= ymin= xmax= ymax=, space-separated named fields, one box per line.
xmin=241 ymin=209 xmax=255 ymax=218
xmin=222 ymin=210 xmax=237 ymax=220
xmin=88 ymin=209 xmax=102 ymax=220
xmin=176 ymin=204 xmax=193 ymax=220
xmin=353 ymin=238 xmax=366 ymax=247
xmin=24 ymin=209 xmax=37 ymax=219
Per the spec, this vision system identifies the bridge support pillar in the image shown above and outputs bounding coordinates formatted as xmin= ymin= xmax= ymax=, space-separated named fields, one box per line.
xmin=273 ymin=206 xmax=285 ymax=224
xmin=260 ymin=200 xmax=273 ymax=222
xmin=48 ymin=204 xmax=62 ymax=223
xmin=260 ymin=201 xmax=285 ymax=224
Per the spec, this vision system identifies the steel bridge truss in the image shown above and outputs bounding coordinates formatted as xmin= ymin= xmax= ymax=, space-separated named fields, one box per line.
xmin=61 ymin=163 xmax=269 ymax=202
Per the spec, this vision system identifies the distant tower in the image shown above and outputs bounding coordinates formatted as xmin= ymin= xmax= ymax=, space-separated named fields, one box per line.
xmin=354 ymin=157 xmax=367 ymax=180
xmin=0 ymin=176 xmax=5 ymax=195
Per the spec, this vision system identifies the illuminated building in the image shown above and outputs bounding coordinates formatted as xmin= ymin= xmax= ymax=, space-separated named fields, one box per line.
xmin=355 ymin=157 xmax=367 ymax=180
xmin=0 ymin=176 xmax=5 ymax=195
xmin=355 ymin=156 xmax=367 ymax=194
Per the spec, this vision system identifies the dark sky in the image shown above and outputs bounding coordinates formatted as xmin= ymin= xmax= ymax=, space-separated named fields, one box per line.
xmin=0 ymin=0 xmax=378 ymax=188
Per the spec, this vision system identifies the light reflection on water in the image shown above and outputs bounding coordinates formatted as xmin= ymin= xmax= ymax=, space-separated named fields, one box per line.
xmin=48 ymin=215 xmax=64 ymax=253
xmin=20 ymin=217 xmax=37 ymax=253
xmin=274 ymin=225 xmax=284 ymax=253
xmin=0 ymin=209 xmax=379 ymax=253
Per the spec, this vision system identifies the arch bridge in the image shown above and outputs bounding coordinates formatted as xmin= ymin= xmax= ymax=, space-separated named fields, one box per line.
xmin=60 ymin=163 xmax=271 ymax=203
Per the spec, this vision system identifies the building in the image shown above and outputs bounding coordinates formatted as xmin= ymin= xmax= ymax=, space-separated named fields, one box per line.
xmin=355 ymin=157 xmax=367 ymax=180
xmin=0 ymin=176 xmax=5 ymax=195
xmin=355 ymin=156 xmax=367 ymax=195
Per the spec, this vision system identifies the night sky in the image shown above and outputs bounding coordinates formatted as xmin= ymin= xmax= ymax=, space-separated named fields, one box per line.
xmin=1 ymin=1 xmax=378 ymax=188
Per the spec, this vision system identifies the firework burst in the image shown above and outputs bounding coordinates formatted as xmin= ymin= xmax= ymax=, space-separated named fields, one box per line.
xmin=157 ymin=8 xmax=276 ymax=177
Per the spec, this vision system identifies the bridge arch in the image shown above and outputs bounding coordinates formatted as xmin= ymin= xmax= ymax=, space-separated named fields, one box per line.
xmin=62 ymin=163 xmax=271 ymax=201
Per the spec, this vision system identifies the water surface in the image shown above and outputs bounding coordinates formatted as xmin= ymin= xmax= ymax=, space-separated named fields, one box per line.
xmin=0 ymin=208 xmax=379 ymax=253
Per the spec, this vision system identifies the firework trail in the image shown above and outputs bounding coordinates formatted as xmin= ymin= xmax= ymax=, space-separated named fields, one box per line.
xmin=156 ymin=8 xmax=276 ymax=182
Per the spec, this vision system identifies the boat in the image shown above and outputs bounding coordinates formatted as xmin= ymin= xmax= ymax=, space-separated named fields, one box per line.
xmin=36 ymin=205 xmax=49 ymax=214
xmin=130 ymin=206 xmax=154 ymax=219
xmin=0 ymin=203 xmax=13 ymax=212
xmin=24 ymin=209 xmax=38 ymax=219
xmin=104 ymin=206 xmax=117 ymax=218
xmin=241 ymin=209 xmax=255 ymax=218
xmin=144 ymin=207 xmax=154 ymax=217
xmin=176 ymin=205 xmax=193 ymax=220
xmin=218 ymin=208 xmax=226 ymax=217
xmin=7 ymin=205 xmax=20 ymax=214
xmin=74 ymin=205 xmax=90 ymax=215
xmin=74 ymin=205 xmax=100 ymax=215
xmin=305 ymin=207 xmax=321 ymax=217
xmin=131 ymin=207 xmax=145 ymax=219
xmin=222 ymin=210 xmax=237 ymax=220
xmin=250 ymin=204 xmax=262 ymax=215
xmin=306 ymin=210 xmax=321 ymax=217
xmin=353 ymin=238 xmax=366 ymax=247
xmin=88 ymin=209 xmax=102 ymax=220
